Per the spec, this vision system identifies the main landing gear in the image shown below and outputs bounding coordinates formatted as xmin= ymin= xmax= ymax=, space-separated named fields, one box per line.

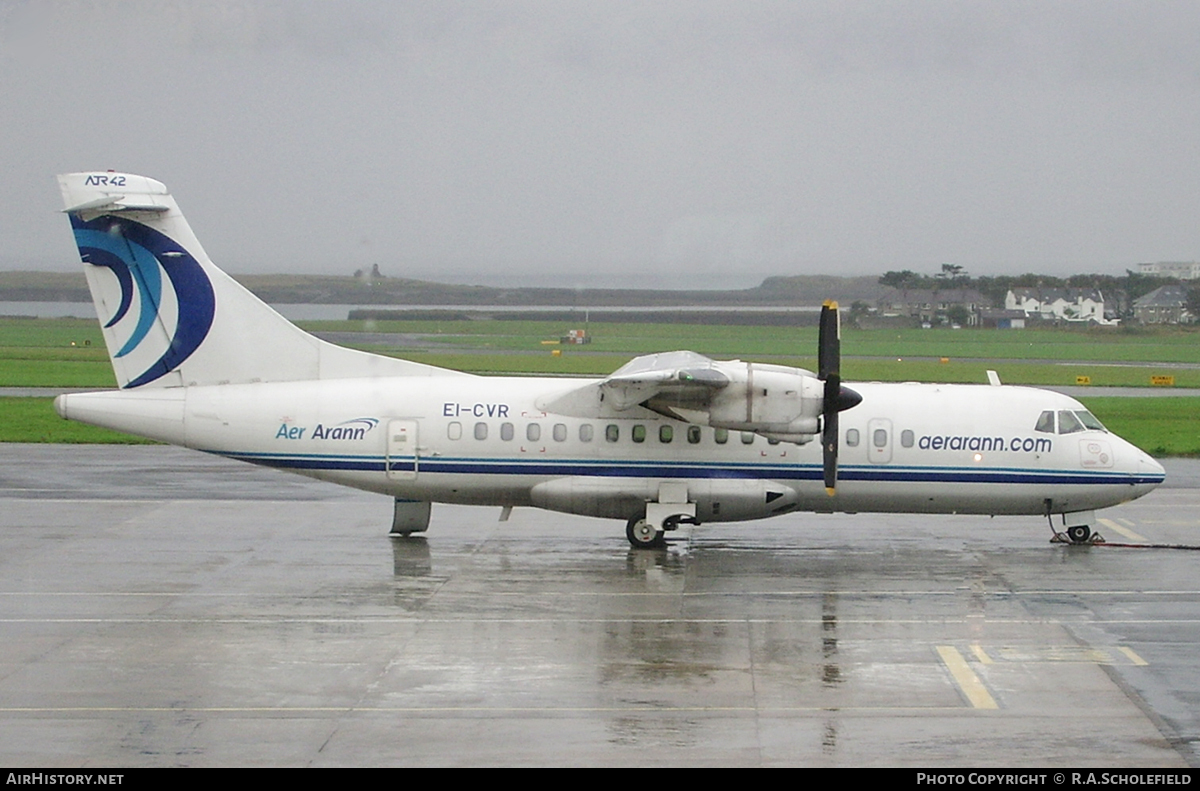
xmin=625 ymin=483 xmax=699 ymax=549
xmin=625 ymin=514 xmax=698 ymax=549
xmin=626 ymin=518 xmax=666 ymax=549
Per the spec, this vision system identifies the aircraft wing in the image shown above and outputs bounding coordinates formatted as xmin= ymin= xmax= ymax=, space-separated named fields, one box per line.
xmin=601 ymin=351 xmax=730 ymax=410
xmin=541 ymin=349 xmax=836 ymax=446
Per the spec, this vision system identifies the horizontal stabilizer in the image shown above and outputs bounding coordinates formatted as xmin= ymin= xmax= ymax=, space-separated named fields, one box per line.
xmin=59 ymin=173 xmax=173 ymax=215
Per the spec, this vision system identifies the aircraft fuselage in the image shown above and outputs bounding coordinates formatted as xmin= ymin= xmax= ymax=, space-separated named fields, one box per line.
xmin=56 ymin=376 xmax=1164 ymax=524
xmin=51 ymin=170 xmax=1167 ymax=546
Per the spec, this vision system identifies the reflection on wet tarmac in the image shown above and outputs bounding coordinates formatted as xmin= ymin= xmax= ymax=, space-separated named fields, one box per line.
xmin=391 ymin=534 xmax=433 ymax=577
xmin=2 ymin=447 xmax=1198 ymax=766
xmin=822 ymin=592 xmax=840 ymax=687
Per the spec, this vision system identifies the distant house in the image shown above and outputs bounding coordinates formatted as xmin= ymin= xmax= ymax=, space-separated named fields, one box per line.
xmin=1005 ymin=288 xmax=1117 ymax=326
xmin=876 ymin=288 xmax=983 ymax=326
xmin=977 ymin=308 xmax=1026 ymax=330
xmin=1137 ymin=261 xmax=1200 ymax=280
xmin=1133 ymin=285 xmax=1193 ymax=324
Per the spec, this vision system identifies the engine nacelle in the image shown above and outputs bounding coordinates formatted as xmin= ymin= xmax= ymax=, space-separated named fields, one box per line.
xmin=705 ymin=363 xmax=824 ymax=439
xmin=547 ymin=353 xmax=846 ymax=446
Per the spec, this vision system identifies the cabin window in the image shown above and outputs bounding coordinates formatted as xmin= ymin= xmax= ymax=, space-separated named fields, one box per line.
xmin=500 ymin=422 xmax=514 ymax=441
xmin=1057 ymin=410 xmax=1084 ymax=434
xmin=741 ymin=432 xmax=755 ymax=445
xmin=606 ymin=424 xmax=619 ymax=443
xmin=1035 ymin=410 xmax=1055 ymax=433
xmin=659 ymin=425 xmax=673 ymax=443
xmin=553 ymin=423 xmax=567 ymax=442
xmin=474 ymin=422 xmax=488 ymax=440
xmin=714 ymin=428 xmax=729 ymax=444
xmin=767 ymin=438 xmax=780 ymax=445
xmin=846 ymin=428 xmax=859 ymax=447
xmin=901 ymin=429 xmax=914 ymax=448
xmin=579 ymin=424 xmax=594 ymax=442
xmin=873 ymin=428 xmax=888 ymax=447
xmin=687 ymin=426 xmax=702 ymax=444
xmin=527 ymin=423 xmax=541 ymax=441
xmin=448 ymin=421 xmax=462 ymax=441
xmin=632 ymin=424 xmax=646 ymax=443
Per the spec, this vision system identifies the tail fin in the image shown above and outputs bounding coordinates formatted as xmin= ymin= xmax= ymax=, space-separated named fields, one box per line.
xmin=58 ymin=172 xmax=462 ymax=388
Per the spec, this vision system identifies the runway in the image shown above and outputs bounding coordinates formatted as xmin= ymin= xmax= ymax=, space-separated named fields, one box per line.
xmin=1 ymin=444 xmax=1199 ymax=767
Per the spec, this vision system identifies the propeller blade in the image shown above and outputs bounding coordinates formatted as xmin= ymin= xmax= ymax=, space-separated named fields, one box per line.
xmin=823 ymin=374 xmax=840 ymax=494
xmin=819 ymin=300 xmax=842 ymax=495
xmin=818 ymin=299 xmax=840 ymax=382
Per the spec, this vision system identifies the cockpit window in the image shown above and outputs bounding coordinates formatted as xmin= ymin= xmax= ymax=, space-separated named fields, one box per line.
xmin=1057 ymin=410 xmax=1084 ymax=434
xmin=1035 ymin=410 xmax=1055 ymax=433
xmin=1053 ymin=409 xmax=1106 ymax=434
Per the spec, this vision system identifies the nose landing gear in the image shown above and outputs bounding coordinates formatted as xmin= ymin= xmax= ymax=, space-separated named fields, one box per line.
xmin=1047 ymin=509 xmax=1105 ymax=545
xmin=1066 ymin=524 xmax=1092 ymax=544
xmin=1051 ymin=524 xmax=1106 ymax=545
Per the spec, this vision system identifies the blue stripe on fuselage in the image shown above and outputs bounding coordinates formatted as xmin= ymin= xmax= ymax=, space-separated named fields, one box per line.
xmin=208 ymin=450 xmax=1165 ymax=486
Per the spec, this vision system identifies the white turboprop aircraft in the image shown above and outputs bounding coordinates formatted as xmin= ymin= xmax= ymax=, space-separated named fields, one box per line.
xmin=53 ymin=172 xmax=1165 ymax=548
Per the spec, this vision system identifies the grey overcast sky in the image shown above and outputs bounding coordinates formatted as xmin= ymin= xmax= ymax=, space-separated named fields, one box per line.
xmin=3 ymin=1 xmax=1199 ymax=288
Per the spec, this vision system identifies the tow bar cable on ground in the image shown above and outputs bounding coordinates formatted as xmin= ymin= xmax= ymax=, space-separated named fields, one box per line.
xmin=1046 ymin=513 xmax=1200 ymax=550
xmin=1049 ymin=532 xmax=1200 ymax=551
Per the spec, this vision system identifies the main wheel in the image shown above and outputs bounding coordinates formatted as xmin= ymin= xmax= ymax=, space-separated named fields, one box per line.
xmin=626 ymin=518 xmax=666 ymax=549
xmin=1067 ymin=524 xmax=1091 ymax=544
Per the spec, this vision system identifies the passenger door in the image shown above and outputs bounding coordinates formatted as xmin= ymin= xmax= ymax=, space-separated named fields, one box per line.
xmin=387 ymin=420 xmax=419 ymax=480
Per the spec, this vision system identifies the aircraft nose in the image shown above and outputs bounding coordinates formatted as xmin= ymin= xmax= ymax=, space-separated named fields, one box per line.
xmin=1113 ymin=435 xmax=1165 ymax=490
xmin=1139 ymin=452 xmax=1166 ymax=481
xmin=1122 ymin=440 xmax=1166 ymax=488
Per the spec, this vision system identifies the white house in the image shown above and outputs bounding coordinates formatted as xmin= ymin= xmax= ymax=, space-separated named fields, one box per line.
xmin=1137 ymin=261 xmax=1200 ymax=280
xmin=1005 ymin=288 xmax=1117 ymax=325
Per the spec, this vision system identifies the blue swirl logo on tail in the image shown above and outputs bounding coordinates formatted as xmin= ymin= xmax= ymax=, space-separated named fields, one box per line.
xmin=70 ymin=215 xmax=215 ymax=388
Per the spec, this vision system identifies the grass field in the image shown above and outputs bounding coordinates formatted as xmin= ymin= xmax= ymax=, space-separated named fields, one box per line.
xmin=0 ymin=318 xmax=115 ymax=387
xmin=304 ymin=318 xmax=1200 ymax=363
xmin=0 ymin=397 xmax=155 ymax=443
xmin=1076 ymin=397 xmax=1200 ymax=458
xmin=312 ymin=318 xmax=1200 ymax=387
xmin=381 ymin=351 xmax=1200 ymax=388
xmin=1 ymin=316 xmax=1197 ymax=453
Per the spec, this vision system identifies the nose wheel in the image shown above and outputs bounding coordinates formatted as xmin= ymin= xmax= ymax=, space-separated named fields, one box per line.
xmin=1048 ymin=509 xmax=1103 ymax=545
xmin=626 ymin=518 xmax=666 ymax=549
xmin=1049 ymin=521 xmax=1104 ymax=545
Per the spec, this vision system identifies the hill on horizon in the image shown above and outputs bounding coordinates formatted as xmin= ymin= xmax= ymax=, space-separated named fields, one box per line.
xmin=0 ymin=270 xmax=888 ymax=307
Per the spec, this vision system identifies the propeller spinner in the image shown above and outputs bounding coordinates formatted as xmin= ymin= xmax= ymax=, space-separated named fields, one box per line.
xmin=818 ymin=300 xmax=862 ymax=495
